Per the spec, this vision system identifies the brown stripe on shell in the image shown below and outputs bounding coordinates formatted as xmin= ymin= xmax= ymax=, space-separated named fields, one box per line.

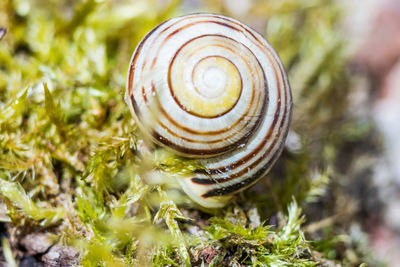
xmin=169 ymin=54 xmax=244 ymax=119
xmin=147 ymin=34 xmax=270 ymax=154
xmin=152 ymin=75 xmax=263 ymax=146
xmin=148 ymin=18 xmax=244 ymax=72
xmin=127 ymin=20 xmax=167 ymax=112
xmin=192 ymin=96 xmax=284 ymax=183
xmin=149 ymin=14 xmax=201 ymax=69
xmin=137 ymin=45 xmax=264 ymax=141
xmin=192 ymin=102 xmax=286 ymax=184
xmin=157 ymin=37 xmax=266 ymax=136
xmin=201 ymin=150 xmax=282 ymax=196
xmin=152 ymin=131 xmax=257 ymax=156
xmin=130 ymin=95 xmax=141 ymax=118
xmin=167 ymin=34 xmax=247 ymax=119
xmin=191 ymin=55 xmax=243 ymax=112
xmin=198 ymin=82 xmax=290 ymax=193
xmin=131 ymin=16 xmax=269 ymax=137
xmin=192 ymin=55 xmax=291 ymax=187
xmin=198 ymin=91 xmax=283 ymax=174
xmin=144 ymin=13 xmax=265 ymax=80
xmin=159 ymin=14 xmax=200 ymax=34
xmin=136 ymin=15 xmax=282 ymax=142
xmin=193 ymin=81 xmax=288 ymax=184
xmin=193 ymin=18 xmax=291 ymax=175
xmin=200 ymin=105 xmax=291 ymax=196
xmin=142 ymin=86 xmax=147 ymax=102
xmin=161 ymin=20 xmax=242 ymax=46
xmin=211 ymin=15 xmax=263 ymax=46
xmin=148 ymin=19 xmax=288 ymax=164
xmin=155 ymin=84 xmax=260 ymax=137
xmin=152 ymin=71 xmax=266 ymax=155
xmin=191 ymin=48 xmax=284 ymax=175
xmin=161 ymin=38 xmax=265 ymax=127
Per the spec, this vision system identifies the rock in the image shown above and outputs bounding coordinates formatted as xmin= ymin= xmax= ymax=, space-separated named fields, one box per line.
xmin=200 ymin=247 xmax=217 ymax=263
xmin=20 ymin=233 xmax=53 ymax=255
xmin=374 ymin=61 xmax=400 ymax=183
xmin=354 ymin=0 xmax=400 ymax=78
xmin=19 ymin=255 xmax=44 ymax=267
xmin=42 ymin=245 xmax=79 ymax=267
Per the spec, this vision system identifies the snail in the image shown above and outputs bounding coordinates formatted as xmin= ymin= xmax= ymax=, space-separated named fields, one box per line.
xmin=125 ymin=13 xmax=292 ymax=208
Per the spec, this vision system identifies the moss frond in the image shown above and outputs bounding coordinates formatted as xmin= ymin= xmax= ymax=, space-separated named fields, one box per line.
xmin=0 ymin=178 xmax=65 ymax=225
xmin=155 ymin=188 xmax=192 ymax=266
xmin=2 ymin=238 xmax=18 ymax=267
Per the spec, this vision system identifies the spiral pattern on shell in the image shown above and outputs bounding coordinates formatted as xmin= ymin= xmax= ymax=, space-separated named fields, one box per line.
xmin=126 ymin=13 xmax=292 ymax=208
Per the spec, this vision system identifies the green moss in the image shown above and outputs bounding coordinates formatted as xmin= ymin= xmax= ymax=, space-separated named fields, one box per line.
xmin=2 ymin=238 xmax=17 ymax=267
xmin=202 ymin=201 xmax=316 ymax=266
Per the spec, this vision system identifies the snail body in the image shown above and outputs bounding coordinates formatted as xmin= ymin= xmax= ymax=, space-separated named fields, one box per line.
xmin=126 ymin=13 xmax=292 ymax=208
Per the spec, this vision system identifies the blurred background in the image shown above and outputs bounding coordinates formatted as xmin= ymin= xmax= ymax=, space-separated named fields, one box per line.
xmin=1 ymin=0 xmax=400 ymax=266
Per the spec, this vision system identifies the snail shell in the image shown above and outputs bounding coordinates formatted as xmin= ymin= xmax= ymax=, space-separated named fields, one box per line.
xmin=125 ymin=13 xmax=292 ymax=208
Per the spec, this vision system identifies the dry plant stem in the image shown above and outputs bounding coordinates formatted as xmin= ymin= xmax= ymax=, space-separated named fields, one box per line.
xmin=303 ymin=214 xmax=340 ymax=233
xmin=304 ymin=200 xmax=358 ymax=233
